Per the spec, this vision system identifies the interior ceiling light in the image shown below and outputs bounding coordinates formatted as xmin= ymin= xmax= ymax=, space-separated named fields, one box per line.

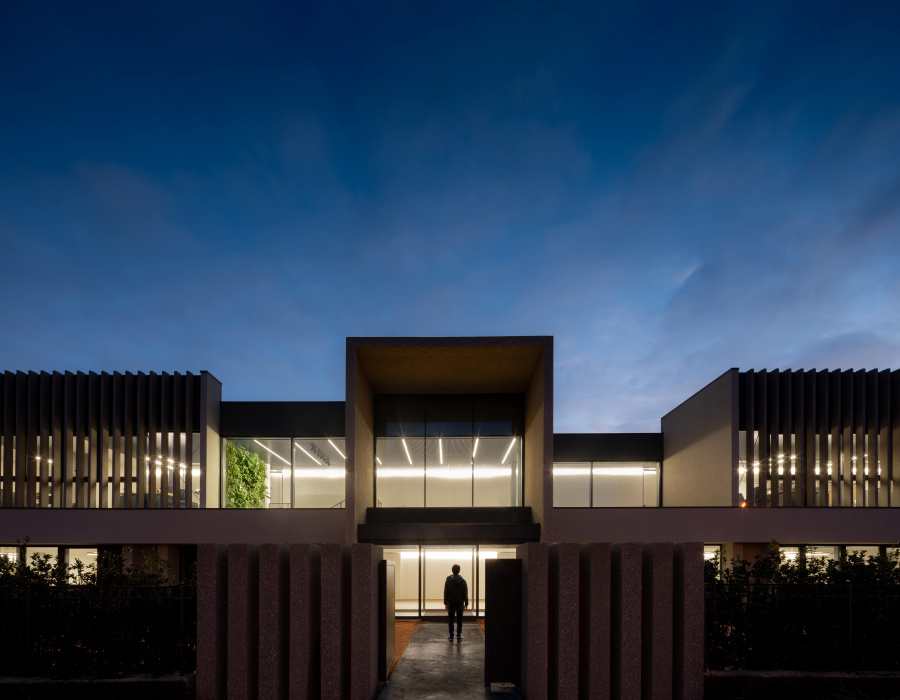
xmin=294 ymin=442 xmax=321 ymax=465
xmin=501 ymin=438 xmax=516 ymax=464
xmin=473 ymin=437 xmax=479 ymax=458
xmin=255 ymin=439 xmax=291 ymax=465
xmin=439 ymin=438 xmax=443 ymax=465
xmin=328 ymin=439 xmax=346 ymax=460
xmin=401 ymin=438 xmax=413 ymax=465
xmin=376 ymin=456 xmax=382 ymax=465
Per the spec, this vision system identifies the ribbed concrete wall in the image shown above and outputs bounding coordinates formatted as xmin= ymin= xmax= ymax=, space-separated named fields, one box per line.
xmin=197 ymin=542 xmax=383 ymax=700
xmin=517 ymin=542 xmax=704 ymax=700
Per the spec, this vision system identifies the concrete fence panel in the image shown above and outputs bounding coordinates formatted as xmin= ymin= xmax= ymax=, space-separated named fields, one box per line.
xmin=197 ymin=542 xmax=382 ymax=700
xmin=522 ymin=541 xmax=703 ymax=700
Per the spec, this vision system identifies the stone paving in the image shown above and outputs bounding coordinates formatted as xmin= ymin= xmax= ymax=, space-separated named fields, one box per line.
xmin=379 ymin=621 xmax=518 ymax=699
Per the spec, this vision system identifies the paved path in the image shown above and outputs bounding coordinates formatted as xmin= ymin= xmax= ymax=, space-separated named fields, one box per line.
xmin=379 ymin=621 xmax=517 ymax=699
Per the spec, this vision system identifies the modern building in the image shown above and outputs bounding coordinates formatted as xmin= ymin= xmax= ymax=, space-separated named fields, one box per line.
xmin=1 ymin=336 xmax=898 ymax=617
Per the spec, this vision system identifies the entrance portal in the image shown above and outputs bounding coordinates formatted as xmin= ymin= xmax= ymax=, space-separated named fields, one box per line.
xmin=383 ymin=545 xmax=517 ymax=617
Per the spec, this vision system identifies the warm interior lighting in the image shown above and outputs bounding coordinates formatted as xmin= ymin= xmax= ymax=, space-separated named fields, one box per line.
xmin=255 ymin=439 xmax=291 ymax=465
xmin=592 ymin=466 xmax=645 ymax=476
xmin=327 ymin=439 xmax=346 ymax=459
xmin=439 ymin=438 xmax=443 ymax=465
xmin=377 ymin=467 xmax=425 ymax=478
xmin=474 ymin=467 xmax=512 ymax=478
xmin=401 ymin=438 xmax=413 ymax=465
xmin=294 ymin=443 xmax=321 ymax=465
xmin=295 ymin=468 xmax=346 ymax=479
xmin=473 ymin=437 xmax=479 ymax=458
xmin=501 ymin=438 xmax=516 ymax=464
xmin=553 ymin=467 xmax=591 ymax=476
xmin=376 ymin=456 xmax=382 ymax=465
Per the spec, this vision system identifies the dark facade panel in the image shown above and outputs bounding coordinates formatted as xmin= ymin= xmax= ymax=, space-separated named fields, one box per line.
xmin=740 ymin=368 xmax=900 ymax=508
xmin=220 ymin=401 xmax=346 ymax=438
xmin=0 ymin=370 xmax=202 ymax=509
xmin=553 ymin=433 xmax=663 ymax=463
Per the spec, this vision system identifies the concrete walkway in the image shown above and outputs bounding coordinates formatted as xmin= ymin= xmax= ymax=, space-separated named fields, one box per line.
xmin=378 ymin=621 xmax=517 ymax=699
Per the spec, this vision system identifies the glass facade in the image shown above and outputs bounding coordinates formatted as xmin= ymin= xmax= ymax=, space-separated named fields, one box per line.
xmin=223 ymin=437 xmax=345 ymax=508
xmin=553 ymin=462 xmax=660 ymax=507
xmin=382 ymin=544 xmax=517 ymax=618
xmin=374 ymin=394 xmax=524 ymax=508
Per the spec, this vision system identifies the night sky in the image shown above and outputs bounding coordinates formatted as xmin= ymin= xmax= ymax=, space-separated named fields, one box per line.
xmin=2 ymin=2 xmax=899 ymax=431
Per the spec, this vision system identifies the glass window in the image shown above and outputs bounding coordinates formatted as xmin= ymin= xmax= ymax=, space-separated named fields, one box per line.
xmin=293 ymin=438 xmax=346 ymax=508
xmin=0 ymin=546 xmax=19 ymax=563
xmin=425 ymin=437 xmax=473 ymax=507
xmin=374 ymin=394 xmax=524 ymax=507
xmin=384 ymin=547 xmax=421 ymax=616
xmin=376 ymin=437 xmax=425 ymax=507
xmin=553 ymin=463 xmax=591 ymax=507
xmin=25 ymin=546 xmax=59 ymax=567
xmin=474 ymin=437 xmax=520 ymax=507
xmin=422 ymin=546 xmax=475 ymax=615
xmin=225 ymin=438 xmax=291 ymax=508
xmin=592 ymin=463 xmax=646 ymax=507
xmin=66 ymin=547 xmax=98 ymax=567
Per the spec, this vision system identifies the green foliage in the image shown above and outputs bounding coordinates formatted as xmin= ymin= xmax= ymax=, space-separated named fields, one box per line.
xmin=225 ymin=441 xmax=269 ymax=508
xmin=705 ymin=540 xmax=900 ymax=585
xmin=0 ymin=541 xmax=171 ymax=587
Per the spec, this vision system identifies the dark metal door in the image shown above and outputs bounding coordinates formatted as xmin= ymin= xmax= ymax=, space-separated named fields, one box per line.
xmin=379 ymin=559 xmax=396 ymax=681
xmin=483 ymin=558 xmax=522 ymax=686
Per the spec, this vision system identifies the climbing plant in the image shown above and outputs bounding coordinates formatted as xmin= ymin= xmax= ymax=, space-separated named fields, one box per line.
xmin=225 ymin=442 xmax=268 ymax=508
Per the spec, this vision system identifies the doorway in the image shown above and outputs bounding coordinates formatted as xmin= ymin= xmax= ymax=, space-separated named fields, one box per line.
xmin=382 ymin=545 xmax=518 ymax=618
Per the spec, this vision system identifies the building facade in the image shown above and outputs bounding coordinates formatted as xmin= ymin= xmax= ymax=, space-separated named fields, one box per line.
xmin=1 ymin=336 xmax=898 ymax=614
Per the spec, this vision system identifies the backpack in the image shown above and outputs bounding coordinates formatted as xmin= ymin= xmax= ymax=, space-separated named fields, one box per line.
xmin=446 ymin=575 xmax=466 ymax=606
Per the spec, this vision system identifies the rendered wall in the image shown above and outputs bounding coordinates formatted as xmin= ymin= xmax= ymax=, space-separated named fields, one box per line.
xmin=200 ymin=372 xmax=222 ymax=508
xmin=524 ymin=348 xmax=553 ymax=541
xmin=662 ymin=369 xmax=738 ymax=507
xmin=345 ymin=351 xmax=374 ymax=544
xmin=552 ymin=506 xmax=900 ymax=544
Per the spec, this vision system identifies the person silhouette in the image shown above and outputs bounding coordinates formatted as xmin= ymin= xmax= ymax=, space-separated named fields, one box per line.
xmin=443 ymin=563 xmax=469 ymax=641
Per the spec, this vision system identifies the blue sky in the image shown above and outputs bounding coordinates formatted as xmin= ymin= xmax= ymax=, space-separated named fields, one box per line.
xmin=1 ymin=2 xmax=899 ymax=431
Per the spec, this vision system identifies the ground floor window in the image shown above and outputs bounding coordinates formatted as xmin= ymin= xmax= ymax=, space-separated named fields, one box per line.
xmin=383 ymin=544 xmax=517 ymax=618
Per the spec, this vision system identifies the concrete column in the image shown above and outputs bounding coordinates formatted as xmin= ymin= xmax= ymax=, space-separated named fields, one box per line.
xmin=549 ymin=543 xmax=580 ymax=700
xmin=612 ymin=542 xmax=642 ymax=700
xmin=320 ymin=544 xmax=351 ymax=700
xmin=351 ymin=544 xmax=384 ymax=700
xmin=227 ymin=544 xmax=259 ymax=700
xmin=517 ymin=542 xmax=548 ymax=699
xmin=289 ymin=544 xmax=321 ymax=699
xmin=259 ymin=544 xmax=289 ymax=700
xmin=197 ymin=544 xmax=227 ymax=700
xmin=641 ymin=543 xmax=674 ymax=700
xmin=673 ymin=542 xmax=704 ymax=700
xmin=579 ymin=543 xmax=611 ymax=700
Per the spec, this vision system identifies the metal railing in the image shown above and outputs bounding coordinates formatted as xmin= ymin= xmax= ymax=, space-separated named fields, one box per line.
xmin=706 ymin=583 xmax=900 ymax=671
xmin=0 ymin=585 xmax=197 ymax=677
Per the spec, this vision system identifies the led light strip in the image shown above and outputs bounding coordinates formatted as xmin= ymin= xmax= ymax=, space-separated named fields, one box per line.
xmin=401 ymin=438 xmax=413 ymax=465
xmin=501 ymin=437 xmax=516 ymax=464
xmin=254 ymin=439 xmax=291 ymax=465
xmin=294 ymin=442 xmax=321 ymax=465
xmin=328 ymin=439 xmax=346 ymax=459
